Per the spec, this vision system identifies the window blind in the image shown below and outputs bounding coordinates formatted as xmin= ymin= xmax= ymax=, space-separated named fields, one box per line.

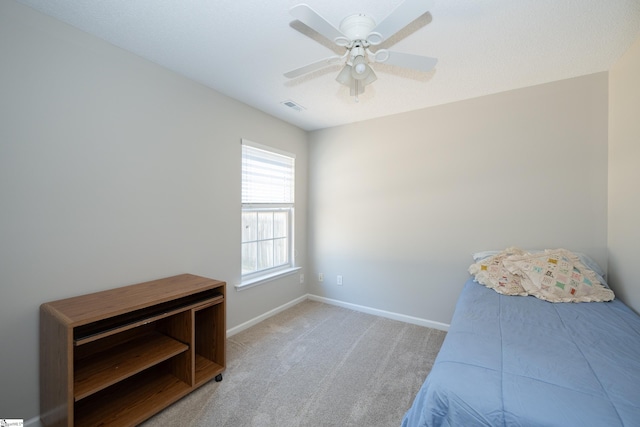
xmin=242 ymin=142 xmax=295 ymax=204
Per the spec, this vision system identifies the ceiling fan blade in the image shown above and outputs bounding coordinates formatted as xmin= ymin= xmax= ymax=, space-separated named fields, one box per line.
xmin=376 ymin=51 xmax=437 ymax=72
xmin=290 ymin=4 xmax=346 ymax=44
xmin=370 ymin=0 xmax=434 ymax=43
xmin=284 ymin=55 xmax=343 ymax=78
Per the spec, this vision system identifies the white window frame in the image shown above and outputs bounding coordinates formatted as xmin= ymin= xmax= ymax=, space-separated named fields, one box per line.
xmin=238 ymin=140 xmax=299 ymax=290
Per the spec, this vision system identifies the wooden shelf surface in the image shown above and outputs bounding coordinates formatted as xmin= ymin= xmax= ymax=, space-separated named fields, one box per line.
xmin=74 ymin=369 xmax=190 ymax=427
xmin=74 ymin=332 xmax=188 ymax=401
xmin=44 ymin=274 xmax=224 ymax=326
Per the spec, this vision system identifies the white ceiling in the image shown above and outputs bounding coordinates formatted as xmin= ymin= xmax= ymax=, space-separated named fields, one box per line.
xmin=15 ymin=0 xmax=640 ymax=131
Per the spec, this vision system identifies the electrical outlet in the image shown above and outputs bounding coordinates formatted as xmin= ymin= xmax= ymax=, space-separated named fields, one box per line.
xmin=337 ymin=275 xmax=343 ymax=286
xmin=300 ymin=273 xmax=304 ymax=284
xmin=318 ymin=273 xmax=324 ymax=282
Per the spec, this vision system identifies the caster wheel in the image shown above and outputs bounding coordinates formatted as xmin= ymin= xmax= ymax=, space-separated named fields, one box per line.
xmin=215 ymin=374 xmax=223 ymax=382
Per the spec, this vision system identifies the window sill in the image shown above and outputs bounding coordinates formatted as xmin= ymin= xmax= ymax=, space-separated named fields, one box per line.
xmin=236 ymin=267 xmax=302 ymax=291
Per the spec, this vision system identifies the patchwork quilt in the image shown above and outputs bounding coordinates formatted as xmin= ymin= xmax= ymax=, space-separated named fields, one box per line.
xmin=469 ymin=247 xmax=614 ymax=302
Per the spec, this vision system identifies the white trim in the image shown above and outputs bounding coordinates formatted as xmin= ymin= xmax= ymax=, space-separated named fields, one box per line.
xmin=235 ymin=266 xmax=301 ymax=291
xmin=241 ymin=138 xmax=296 ymax=159
xmin=226 ymin=293 xmax=449 ymax=338
xmin=306 ymin=294 xmax=450 ymax=332
xmin=226 ymin=294 xmax=308 ymax=337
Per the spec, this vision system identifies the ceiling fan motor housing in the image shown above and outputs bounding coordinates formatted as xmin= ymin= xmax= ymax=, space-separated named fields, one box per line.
xmin=339 ymin=14 xmax=376 ymax=42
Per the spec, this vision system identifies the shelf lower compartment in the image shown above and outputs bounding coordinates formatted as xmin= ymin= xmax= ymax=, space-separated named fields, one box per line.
xmin=74 ymin=331 xmax=189 ymax=401
xmin=195 ymin=354 xmax=224 ymax=386
xmin=74 ymin=366 xmax=191 ymax=427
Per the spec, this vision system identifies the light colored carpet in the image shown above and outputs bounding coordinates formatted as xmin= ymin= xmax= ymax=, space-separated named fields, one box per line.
xmin=142 ymin=300 xmax=446 ymax=427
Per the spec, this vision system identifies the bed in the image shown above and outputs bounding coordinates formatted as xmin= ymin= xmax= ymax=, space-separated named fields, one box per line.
xmin=402 ymin=249 xmax=640 ymax=427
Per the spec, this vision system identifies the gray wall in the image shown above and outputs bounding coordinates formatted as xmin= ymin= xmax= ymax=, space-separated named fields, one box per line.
xmin=308 ymin=72 xmax=609 ymax=325
xmin=0 ymin=1 xmax=308 ymax=422
xmin=608 ymin=36 xmax=640 ymax=314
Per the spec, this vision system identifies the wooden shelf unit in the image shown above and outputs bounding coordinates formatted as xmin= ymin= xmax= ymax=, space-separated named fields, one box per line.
xmin=40 ymin=274 xmax=226 ymax=427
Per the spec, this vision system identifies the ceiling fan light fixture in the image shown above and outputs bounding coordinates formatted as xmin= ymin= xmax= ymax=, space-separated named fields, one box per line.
xmin=351 ymin=55 xmax=370 ymax=80
xmin=361 ymin=67 xmax=377 ymax=86
xmin=336 ymin=64 xmax=353 ymax=86
xmin=336 ymin=59 xmax=377 ymax=102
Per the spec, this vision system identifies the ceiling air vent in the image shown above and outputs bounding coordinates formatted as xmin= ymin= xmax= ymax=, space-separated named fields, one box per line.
xmin=281 ymin=100 xmax=305 ymax=112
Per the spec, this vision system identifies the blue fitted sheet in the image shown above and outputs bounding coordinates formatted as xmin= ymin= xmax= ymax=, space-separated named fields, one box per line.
xmin=402 ymin=278 xmax=640 ymax=427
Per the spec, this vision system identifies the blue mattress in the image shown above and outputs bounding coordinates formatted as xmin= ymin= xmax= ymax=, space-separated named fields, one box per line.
xmin=402 ymin=278 xmax=640 ymax=427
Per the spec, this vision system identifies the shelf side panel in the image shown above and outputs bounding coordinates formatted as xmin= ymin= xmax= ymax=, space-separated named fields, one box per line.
xmin=40 ymin=304 xmax=73 ymax=427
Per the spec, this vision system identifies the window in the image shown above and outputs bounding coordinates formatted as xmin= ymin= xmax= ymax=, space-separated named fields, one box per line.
xmin=241 ymin=140 xmax=296 ymax=285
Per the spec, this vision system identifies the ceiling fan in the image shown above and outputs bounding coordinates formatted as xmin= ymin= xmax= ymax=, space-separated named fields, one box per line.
xmin=284 ymin=0 xmax=438 ymax=102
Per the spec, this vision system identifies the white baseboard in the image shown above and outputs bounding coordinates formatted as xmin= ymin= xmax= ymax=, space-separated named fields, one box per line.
xmin=307 ymin=294 xmax=450 ymax=332
xmin=226 ymin=294 xmax=308 ymax=337
xmin=226 ymin=293 xmax=449 ymax=337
